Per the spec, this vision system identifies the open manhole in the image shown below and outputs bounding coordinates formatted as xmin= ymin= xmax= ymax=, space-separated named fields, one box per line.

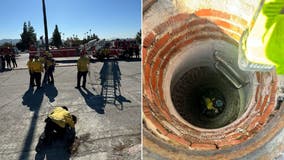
xmin=168 ymin=41 xmax=253 ymax=129
xmin=143 ymin=1 xmax=280 ymax=158
xmin=172 ymin=66 xmax=238 ymax=129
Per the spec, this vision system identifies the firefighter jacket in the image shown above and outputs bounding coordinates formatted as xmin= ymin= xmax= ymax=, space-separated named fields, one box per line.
xmin=48 ymin=107 xmax=75 ymax=128
xmin=27 ymin=59 xmax=33 ymax=71
xmin=46 ymin=58 xmax=55 ymax=68
xmin=77 ymin=56 xmax=90 ymax=72
xmin=31 ymin=60 xmax=43 ymax=73
xmin=204 ymin=97 xmax=217 ymax=111
xmin=39 ymin=57 xmax=46 ymax=64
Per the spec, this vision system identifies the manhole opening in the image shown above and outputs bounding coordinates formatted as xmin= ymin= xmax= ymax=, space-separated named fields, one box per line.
xmin=171 ymin=66 xmax=243 ymax=129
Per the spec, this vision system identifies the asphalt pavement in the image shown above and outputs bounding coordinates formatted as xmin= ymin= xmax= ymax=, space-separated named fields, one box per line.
xmin=0 ymin=54 xmax=141 ymax=160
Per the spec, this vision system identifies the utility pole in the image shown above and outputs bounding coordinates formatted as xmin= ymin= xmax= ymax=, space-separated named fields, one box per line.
xmin=42 ymin=0 xmax=49 ymax=51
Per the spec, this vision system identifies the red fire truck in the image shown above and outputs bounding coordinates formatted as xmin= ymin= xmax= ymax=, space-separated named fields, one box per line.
xmin=29 ymin=47 xmax=80 ymax=57
xmin=87 ymin=39 xmax=139 ymax=60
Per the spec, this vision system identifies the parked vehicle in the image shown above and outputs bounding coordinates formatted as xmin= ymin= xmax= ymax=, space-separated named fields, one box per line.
xmin=29 ymin=47 xmax=80 ymax=57
xmin=86 ymin=39 xmax=139 ymax=60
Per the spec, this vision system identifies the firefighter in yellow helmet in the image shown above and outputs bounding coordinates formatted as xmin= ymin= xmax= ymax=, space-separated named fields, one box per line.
xmin=42 ymin=51 xmax=55 ymax=85
xmin=76 ymin=50 xmax=90 ymax=89
xmin=36 ymin=106 xmax=77 ymax=152
xmin=31 ymin=55 xmax=44 ymax=88
xmin=27 ymin=55 xmax=35 ymax=87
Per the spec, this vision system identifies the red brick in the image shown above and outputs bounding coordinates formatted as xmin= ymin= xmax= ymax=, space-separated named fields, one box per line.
xmin=144 ymin=63 xmax=151 ymax=83
xmin=143 ymin=100 xmax=151 ymax=116
xmin=255 ymin=95 xmax=263 ymax=111
xmin=152 ymin=57 xmax=161 ymax=74
xmin=172 ymin=13 xmax=191 ymax=22
xmin=195 ymin=9 xmax=247 ymax=27
xmin=248 ymin=123 xmax=262 ymax=135
xmin=226 ymin=132 xmax=244 ymax=140
xmin=146 ymin=49 xmax=157 ymax=64
xmin=161 ymin=106 xmax=172 ymax=122
xmin=144 ymin=84 xmax=152 ymax=102
xmin=150 ymin=58 xmax=162 ymax=90
xmin=143 ymin=32 xmax=155 ymax=48
xmin=155 ymin=33 xmax=170 ymax=49
xmin=259 ymin=95 xmax=269 ymax=114
xmin=144 ymin=63 xmax=152 ymax=101
xmin=171 ymin=22 xmax=189 ymax=36
xmin=167 ymin=133 xmax=191 ymax=147
xmin=157 ymin=68 xmax=165 ymax=99
xmin=150 ymin=66 xmax=157 ymax=89
xmin=188 ymin=18 xmax=208 ymax=28
xmin=247 ymin=116 xmax=261 ymax=132
xmin=218 ymin=139 xmax=245 ymax=148
xmin=146 ymin=33 xmax=171 ymax=64
xmin=146 ymin=113 xmax=169 ymax=136
xmin=191 ymin=143 xmax=217 ymax=150
xmin=164 ymin=46 xmax=180 ymax=64
xmin=212 ymin=19 xmax=242 ymax=34
xmin=154 ymin=13 xmax=191 ymax=35
xmin=260 ymin=102 xmax=275 ymax=124
xmin=187 ymin=26 xmax=222 ymax=37
xmin=158 ymin=41 xmax=174 ymax=59
xmin=154 ymin=21 xmax=169 ymax=35
xmin=152 ymin=93 xmax=161 ymax=109
xmin=142 ymin=47 xmax=147 ymax=65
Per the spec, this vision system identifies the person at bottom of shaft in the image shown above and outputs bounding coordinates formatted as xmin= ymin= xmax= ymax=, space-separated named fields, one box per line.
xmin=76 ymin=51 xmax=90 ymax=89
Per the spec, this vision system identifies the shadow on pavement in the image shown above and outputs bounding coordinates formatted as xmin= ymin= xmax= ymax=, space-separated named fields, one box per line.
xmin=78 ymin=87 xmax=105 ymax=114
xmin=20 ymin=84 xmax=59 ymax=160
xmin=99 ymin=59 xmax=131 ymax=110
xmin=20 ymin=88 xmax=44 ymax=159
xmin=77 ymin=59 xmax=131 ymax=113
xmin=45 ymin=84 xmax=58 ymax=102
xmin=34 ymin=137 xmax=71 ymax=160
xmin=35 ymin=150 xmax=70 ymax=160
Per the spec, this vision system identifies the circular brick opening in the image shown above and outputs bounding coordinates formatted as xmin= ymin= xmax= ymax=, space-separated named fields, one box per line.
xmin=143 ymin=9 xmax=277 ymax=152
xmin=168 ymin=41 xmax=254 ymax=129
xmin=171 ymin=66 xmax=238 ymax=129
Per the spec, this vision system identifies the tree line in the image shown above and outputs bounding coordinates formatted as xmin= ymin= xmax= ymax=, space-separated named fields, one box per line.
xmin=14 ymin=22 xmax=141 ymax=51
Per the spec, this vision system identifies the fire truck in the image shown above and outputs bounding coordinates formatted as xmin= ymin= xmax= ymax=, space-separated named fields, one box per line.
xmin=29 ymin=46 xmax=80 ymax=58
xmin=86 ymin=39 xmax=139 ymax=60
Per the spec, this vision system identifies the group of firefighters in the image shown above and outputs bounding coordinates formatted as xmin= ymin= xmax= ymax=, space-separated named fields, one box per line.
xmin=29 ymin=50 xmax=90 ymax=154
xmin=27 ymin=51 xmax=55 ymax=88
xmin=27 ymin=50 xmax=90 ymax=89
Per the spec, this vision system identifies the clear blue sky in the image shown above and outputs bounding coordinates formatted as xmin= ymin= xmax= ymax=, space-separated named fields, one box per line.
xmin=0 ymin=0 xmax=141 ymax=40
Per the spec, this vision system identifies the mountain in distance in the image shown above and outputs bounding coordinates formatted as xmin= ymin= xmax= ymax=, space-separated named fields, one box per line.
xmin=0 ymin=39 xmax=20 ymax=45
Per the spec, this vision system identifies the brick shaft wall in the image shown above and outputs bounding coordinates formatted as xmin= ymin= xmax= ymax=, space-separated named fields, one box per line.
xmin=143 ymin=0 xmax=278 ymax=151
